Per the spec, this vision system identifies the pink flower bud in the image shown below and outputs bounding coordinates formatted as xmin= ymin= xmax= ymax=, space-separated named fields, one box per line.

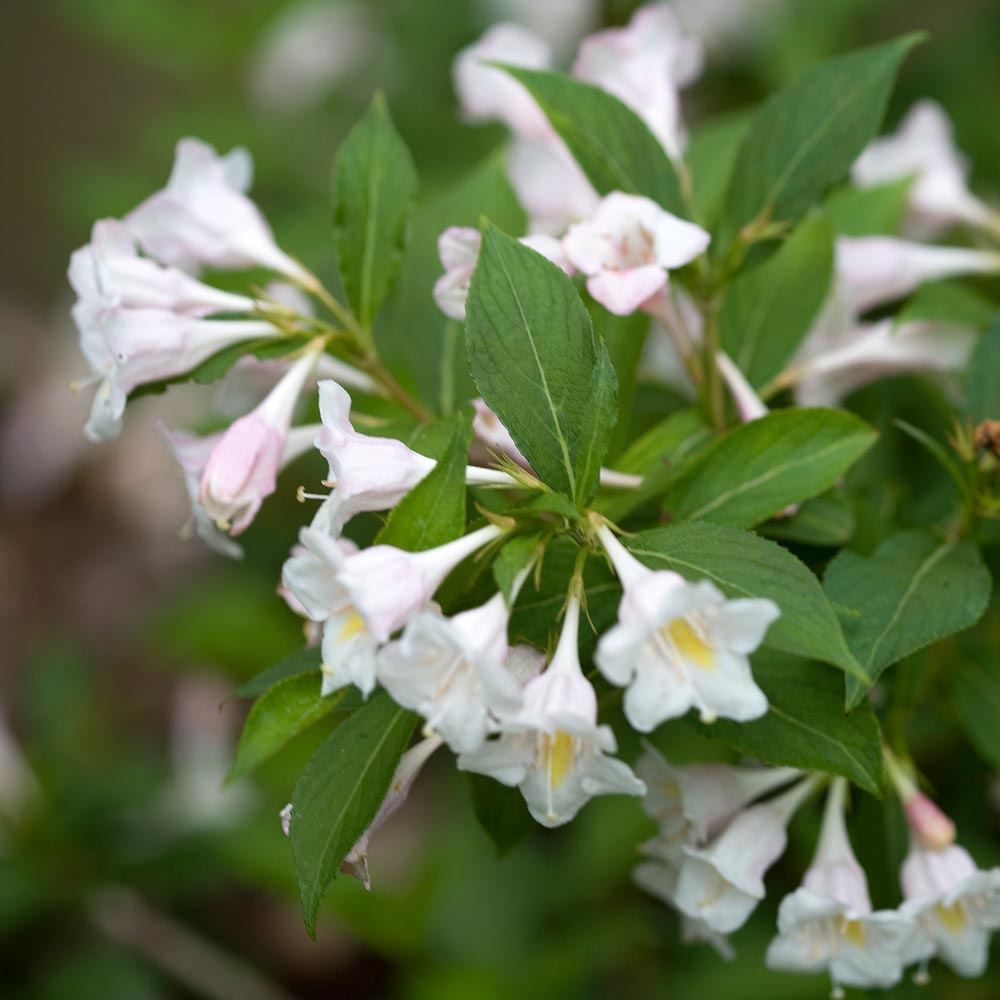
xmin=904 ymin=791 xmax=956 ymax=850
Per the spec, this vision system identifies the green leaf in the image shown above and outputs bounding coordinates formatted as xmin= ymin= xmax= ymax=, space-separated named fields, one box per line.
xmin=722 ymin=35 xmax=922 ymax=240
xmin=692 ymin=653 xmax=884 ymax=794
xmin=686 ymin=113 xmax=751 ymax=228
xmin=721 ymin=214 xmax=834 ymax=387
xmin=468 ymin=774 xmax=533 ymax=856
xmin=228 ymin=675 xmax=354 ymax=783
xmin=291 ymin=691 xmax=417 ymax=935
xmin=332 ymin=92 xmax=418 ymax=330
xmin=376 ymin=416 xmax=472 ymax=551
xmin=231 ymin=648 xmax=321 ymax=699
xmin=466 ymin=226 xmax=618 ymax=502
xmin=952 ymin=655 xmax=1000 ymax=769
xmin=572 ymin=342 xmax=619 ymax=505
xmin=497 ymin=65 xmax=685 ymax=215
xmin=493 ymin=534 xmax=543 ymax=602
xmin=628 ymin=522 xmax=864 ymax=680
xmin=378 ymin=155 xmax=525 ymax=414
xmin=760 ymin=491 xmax=856 ymax=547
xmin=662 ymin=408 xmax=877 ymax=528
xmin=966 ymin=312 xmax=1000 ymax=422
xmin=898 ymin=281 xmax=996 ymax=327
xmin=823 ymin=179 xmax=912 ymax=236
xmin=824 ymin=531 xmax=993 ymax=708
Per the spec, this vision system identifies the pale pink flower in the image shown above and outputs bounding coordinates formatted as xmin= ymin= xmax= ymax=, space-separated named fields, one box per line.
xmin=572 ymin=4 xmax=703 ymax=159
xmin=458 ymin=594 xmax=645 ymax=827
xmin=126 ymin=138 xmax=312 ymax=283
xmin=564 ymin=193 xmax=710 ymax=316
xmin=852 ymin=100 xmax=999 ymax=237
xmin=199 ymin=348 xmax=318 ymax=534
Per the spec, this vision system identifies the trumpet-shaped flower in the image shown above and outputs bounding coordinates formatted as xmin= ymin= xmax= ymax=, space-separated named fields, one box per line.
xmin=637 ymin=743 xmax=800 ymax=851
xmin=458 ymin=594 xmax=645 ymax=827
xmin=671 ymin=776 xmax=820 ymax=934
xmin=126 ymin=138 xmax=312 ymax=283
xmin=453 ymin=23 xmax=552 ymax=138
xmin=340 ymin=733 xmax=443 ymax=890
xmin=572 ymin=4 xmax=703 ymax=160
xmin=564 ymin=193 xmax=710 ymax=316
xmin=161 ymin=422 xmax=319 ymax=559
xmin=281 ymin=524 xmax=502 ymax=696
xmin=790 ymin=317 xmax=977 ymax=408
xmin=70 ymin=220 xmax=257 ymax=319
xmin=433 ymin=226 xmax=573 ymax=322
xmin=899 ymin=839 xmax=1000 ymax=977
xmin=378 ymin=589 xmax=524 ymax=754
xmin=316 ymin=380 xmax=516 ymax=530
xmin=75 ymin=306 xmax=277 ymax=442
xmin=852 ymin=101 xmax=998 ymax=237
xmin=766 ymin=779 xmax=916 ymax=995
xmin=199 ymin=348 xmax=319 ymax=534
xmin=835 ymin=235 xmax=1000 ymax=315
xmin=594 ymin=525 xmax=777 ymax=729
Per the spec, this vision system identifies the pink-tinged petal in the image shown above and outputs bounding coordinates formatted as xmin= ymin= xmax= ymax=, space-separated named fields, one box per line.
xmin=438 ymin=226 xmax=482 ymax=271
xmin=588 ymin=265 xmax=667 ymax=316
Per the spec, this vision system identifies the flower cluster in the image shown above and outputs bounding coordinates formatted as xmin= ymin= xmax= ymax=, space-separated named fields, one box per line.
xmin=67 ymin=2 xmax=1000 ymax=991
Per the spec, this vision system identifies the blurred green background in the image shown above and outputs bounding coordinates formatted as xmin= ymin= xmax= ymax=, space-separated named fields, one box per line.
xmin=1 ymin=1 xmax=998 ymax=997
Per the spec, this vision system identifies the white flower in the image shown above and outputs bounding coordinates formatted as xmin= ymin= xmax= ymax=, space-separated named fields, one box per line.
xmin=852 ymin=100 xmax=999 ymax=237
xmin=671 ymin=776 xmax=820 ymax=934
xmin=161 ymin=422 xmax=319 ymax=559
xmin=199 ymin=347 xmax=319 ymax=534
xmin=766 ymin=779 xmax=916 ymax=995
xmin=378 ymin=590 xmax=523 ymax=754
xmin=835 ymin=235 xmax=1000 ymax=315
xmin=247 ymin=1 xmax=375 ymax=113
xmin=453 ymin=23 xmax=552 ymax=138
xmin=594 ymin=525 xmax=777 ymax=730
xmin=340 ymin=734 xmax=443 ymax=890
xmin=126 ymin=138 xmax=312 ymax=283
xmin=433 ymin=226 xmax=574 ymax=322
xmin=572 ymin=4 xmax=703 ymax=160
xmin=637 ymin=743 xmax=800 ymax=852
xmin=316 ymin=380 xmax=515 ymax=532
xmin=75 ymin=306 xmax=277 ymax=442
xmin=790 ymin=316 xmax=977 ymax=409
xmin=564 ymin=193 xmax=710 ymax=316
xmin=281 ymin=524 xmax=503 ymax=696
xmin=70 ymin=219 xmax=257 ymax=318
xmin=458 ymin=594 xmax=645 ymax=827
xmin=899 ymin=841 xmax=1000 ymax=978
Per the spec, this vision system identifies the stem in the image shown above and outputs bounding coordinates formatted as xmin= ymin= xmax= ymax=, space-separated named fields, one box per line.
xmin=362 ymin=353 xmax=434 ymax=424
xmin=702 ymin=296 xmax=725 ymax=431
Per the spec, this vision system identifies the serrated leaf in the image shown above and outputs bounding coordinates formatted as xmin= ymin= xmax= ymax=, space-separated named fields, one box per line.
xmin=662 ymin=409 xmax=877 ymax=528
xmin=378 ymin=154 xmax=525 ymax=414
xmin=493 ymin=534 xmax=544 ymax=602
xmin=966 ymin=312 xmax=1000 ymax=422
xmin=497 ymin=66 xmax=685 ymax=215
xmin=823 ymin=179 xmax=912 ymax=236
xmin=291 ymin=692 xmax=417 ymax=935
xmin=375 ymin=416 xmax=472 ymax=551
xmin=628 ymin=522 xmax=864 ymax=680
xmin=824 ymin=531 xmax=993 ymax=708
xmin=231 ymin=648 xmax=321 ymax=699
xmin=466 ymin=226 xmax=617 ymax=502
xmin=721 ymin=214 xmax=834 ymax=388
xmin=760 ymin=491 xmax=856 ymax=547
xmin=691 ymin=653 xmax=884 ymax=794
xmin=572 ymin=342 xmax=619 ymax=504
xmin=468 ymin=773 xmax=533 ymax=856
xmin=228 ymin=675 xmax=354 ymax=783
xmin=722 ymin=35 xmax=922 ymax=240
xmin=332 ymin=93 xmax=418 ymax=330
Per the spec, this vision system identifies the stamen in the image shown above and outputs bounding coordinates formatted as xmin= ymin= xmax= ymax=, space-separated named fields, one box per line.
xmin=296 ymin=486 xmax=330 ymax=503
